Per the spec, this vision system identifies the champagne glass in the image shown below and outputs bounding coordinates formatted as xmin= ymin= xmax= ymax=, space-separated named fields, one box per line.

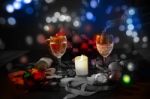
xmin=49 ymin=35 xmax=67 ymax=76
xmin=96 ymin=33 xmax=114 ymax=72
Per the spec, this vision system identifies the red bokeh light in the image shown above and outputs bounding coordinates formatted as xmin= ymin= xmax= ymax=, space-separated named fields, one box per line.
xmin=81 ymin=43 xmax=88 ymax=50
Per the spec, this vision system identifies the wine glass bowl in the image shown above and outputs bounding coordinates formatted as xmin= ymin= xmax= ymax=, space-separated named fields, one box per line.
xmin=96 ymin=34 xmax=114 ymax=58
xmin=49 ymin=36 xmax=67 ymax=58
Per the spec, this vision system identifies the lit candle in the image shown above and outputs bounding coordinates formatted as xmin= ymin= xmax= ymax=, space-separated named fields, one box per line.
xmin=75 ymin=55 xmax=88 ymax=76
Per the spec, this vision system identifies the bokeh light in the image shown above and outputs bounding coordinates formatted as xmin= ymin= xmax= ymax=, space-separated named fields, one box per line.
xmin=73 ymin=20 xmax=81 ymax=27
xmin=128 ymin=8 xmax=135 ymax=15
xmin=141 ymin=43 xmax=148 ymax=48
xmin=72 ymin=34 xmax=82 ymax=44
xmin=45 ymin=0 xmax=55 ymax=4
xmin=90 ymin=0 xmax=98 ymax=8
xmin=114 ymin=36 xmax=120 ymax=44
xmin=25 ymin=7 xmax=34 ymax=14
xmin=142 ymin=36 xmax=148 ymax=42
xmin=23 ymin=0 xmax=32 ymax=4
xmin=131 ymin=31 xmax=138 ymax=37
xmin=7 ymin=17 xmax=16 ymax=26
xmin=119 ymin=25 xmax=125 ymax=31
xmin=43 ymin=25 xmax=49 ymax=31
xmin=54 ymin=12 xmax=61 ymax=18
xmin=6 ymin=4 xmax=14 ymax=13
xmin=13 ymin=1 xmax=22 ymax=10
xmin=20 ymin=55 xmax=28 ymax=64
xmin=126 ymin=18 xmax=133 ymax=24
xmin=120 ymin=53 xmax=127 ymax=59
xmin=105 ymin=5 xmax=113 ymax=14
xmin=25 ymin=36 xmax=33 ymax=45
xmin=0 ymin=17 xmax=6 ymax=25
xmin=127 ymin=62 xmax=135 ymax=71
xmin=65 ymin=15 xmax=72 ymax=22
xmin=122 ymin=74 xmax=131 ymax=84
xmin=51 ymin=16 xmax=57 ymax=23
xmin=86 ymin=12 xmax=94 ymax=20
xmin=6 ymin=63 xmax=13 ymax=71
xmin=16 ymin=0 xmax=22 ymax=2
xmin=59 ymin=15 xmax=66 ymax=22
xmin=61 ymin=6 xmax=67 ymax=13
xmin=46 ymin=16 xmax=52 ymax=23
xmin=133 ymin=36 xmax=140 ymax=43
xmin=36 ymin=34 xmax=46 ymax=44
xmin=126 ymin=30 xmax=132 ymax=36
xmin=127 ymin=24 xmax=134 ymax=30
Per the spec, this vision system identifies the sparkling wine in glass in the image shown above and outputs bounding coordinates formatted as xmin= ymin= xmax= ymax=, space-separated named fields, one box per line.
xmin=96 ymin=33 xmax=114 ymax=71
xmin=49 ymin=35 xmax=67 ymax=76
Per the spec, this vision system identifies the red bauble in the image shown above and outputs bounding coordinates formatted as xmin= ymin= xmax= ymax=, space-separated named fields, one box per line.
xmin=33 ymin=71 xmax=45 ymax=81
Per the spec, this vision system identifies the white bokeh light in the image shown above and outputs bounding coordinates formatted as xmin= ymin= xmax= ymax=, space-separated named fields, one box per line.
xmin=6 ymin=4 xmax=14 ymax=13
xmin=132 ymin=31 xmax=138 ymax=37
xmin=52 ymin=17 xmax=57 ymax=23
xmin=142 ymin=43 xmax=148 ymax=48
xmin=142 ymin=36 xmax=148 ymax=42
xmin=126 ymin=30 xmax=132 ymax=36
xmin=65 ymin=15 xmax=71 ymax=22
xmin=133 ymin=36 xmax=140 ymax=43
xmin=61 ymin=6 xmax=67 ymax=13
xmin=59 ymin=15 xmax=66 ymax=22
xmin=73 ymin=20 xmax=81 ymax=27
xmin=46 ymin=16 xmax=52 ymax=23
xmin=25 ymin=36 xmax=33 ymax=45
xmin=7 ymin=17 xmax=16 ymax=25
xmin=127 ymin=62 xmax=135 ymax=71
xmin=45 ymin=0 xmax=54 ymax=4
xmin=43 ymin=25 xmax=49 ymax=31
xmin=120 ymin=54 xmax=127 ymax=59
xmin=54 ymin=12 xmax=60 ymax=18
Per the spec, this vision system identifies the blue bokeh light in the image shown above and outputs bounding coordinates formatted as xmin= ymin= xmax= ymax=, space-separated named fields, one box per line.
xmin=126 ymin=18 xmax=133 ymax=24
xmin=25 ymin=7 xmax=34 ymax=14
xmin=6 ymin=4 xmax=14 ymax=13
xmin=90 ymin=0 xmax=98 ymax=8
xmin=13 ymin=1 xmax=22 ymax=10
xmin=127 ymin=24 xmax=134 ymax=30
xmin=119 ymin=25 xmax=125 ymax=31
xmin=105 ymin=6 xmax=113 ymax=14
xmin=86 ymin=12 xmax=94 ymax=20
xmin=128 ymin=8 xmax=135 ymax=15
xmin=15 ymin=0 xmax=22 ymax=2
xmin=23 ymin=0 xmax=32 ymax=4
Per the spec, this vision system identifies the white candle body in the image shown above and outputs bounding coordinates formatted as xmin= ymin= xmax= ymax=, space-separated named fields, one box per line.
xmin=75 ymin=55 xmax=88 ymax=76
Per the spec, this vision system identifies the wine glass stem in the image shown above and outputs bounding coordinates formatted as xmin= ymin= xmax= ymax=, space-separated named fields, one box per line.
xmin=57 ymin=58 xmax=62 ymax=72
xmin=103 ymin=57 xmax=107 ymax=67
